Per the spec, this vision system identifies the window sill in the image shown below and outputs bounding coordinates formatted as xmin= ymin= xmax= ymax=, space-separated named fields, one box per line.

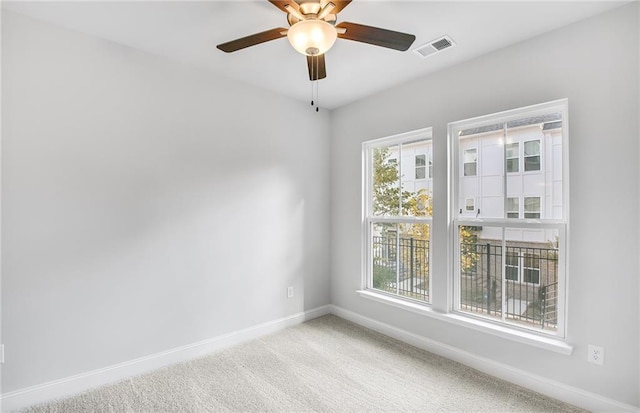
xmin=357 ymin=290 xmax=573 ymax=355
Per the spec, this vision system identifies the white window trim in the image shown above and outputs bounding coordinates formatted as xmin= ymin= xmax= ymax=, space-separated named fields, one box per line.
xmin=362 ymin=127 xmax=433 ymax=302
xmin=449 ymin=99 xmax=569 ymax=340
xmin=356 ymin=289 xmax=572 ymax=355
xmin=359 ymin=99 xmax=570 ymax=354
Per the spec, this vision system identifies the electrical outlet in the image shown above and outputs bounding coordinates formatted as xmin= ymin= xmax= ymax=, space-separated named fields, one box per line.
xmin=587 ymin=344 xmax=604 ymax=365
xmin=287 ymin=286 xmax=294 ymax=298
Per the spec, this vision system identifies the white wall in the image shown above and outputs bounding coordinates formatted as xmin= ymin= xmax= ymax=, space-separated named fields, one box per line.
xmin=1 ymin=10 xmax=331 ymax=393
xmin=331 ymin=3 xmax=639 ymax=407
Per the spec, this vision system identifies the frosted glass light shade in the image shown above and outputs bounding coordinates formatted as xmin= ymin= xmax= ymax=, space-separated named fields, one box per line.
xmin=287 ymin=20 xmax=337 ymax=56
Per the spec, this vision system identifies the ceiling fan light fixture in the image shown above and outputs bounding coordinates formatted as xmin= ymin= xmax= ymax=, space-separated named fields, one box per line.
xmin=287 ymin=19 xmax=337 ymax=56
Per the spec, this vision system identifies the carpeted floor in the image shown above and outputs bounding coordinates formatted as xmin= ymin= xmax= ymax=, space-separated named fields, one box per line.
xmin=22 ymin=315 xmax=586 ymax=412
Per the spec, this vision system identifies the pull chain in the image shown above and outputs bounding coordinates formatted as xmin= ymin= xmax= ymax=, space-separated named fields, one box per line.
xmin=309 ymin=55 xmax=320 ymax=113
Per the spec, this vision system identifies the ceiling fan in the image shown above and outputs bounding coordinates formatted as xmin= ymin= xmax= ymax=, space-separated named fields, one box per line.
xmin=216 ymin=0 xmax=416 ymax=81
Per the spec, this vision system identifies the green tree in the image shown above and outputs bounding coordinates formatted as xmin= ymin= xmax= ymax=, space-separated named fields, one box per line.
xmin=372 ymin=147 xmax=412 ymax=216
xmin=371 ymin=146 xmax=478 ymax=276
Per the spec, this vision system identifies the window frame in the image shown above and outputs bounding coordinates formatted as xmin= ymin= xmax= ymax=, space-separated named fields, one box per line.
xmin=463 ymin=148 xmax=478 ymax=176
xmin=358 ymin=100 xmax=571 ymax=352
xmin=505 ymin=142 xmax=520 ymax=173
xmin=506 ymin=197 xmax=520 ymax=219
xmin=415 ymin=154 xmax=427 ymax=180
xmin=449 ymin=99 xmax=569 ymax=339
xmin=523 ymin=139 xmax=542 ymax=172
xmin=362 ymin=127 xmax=433 ymax=305
xmin=524 ymin=196 xmax=541 ymax=219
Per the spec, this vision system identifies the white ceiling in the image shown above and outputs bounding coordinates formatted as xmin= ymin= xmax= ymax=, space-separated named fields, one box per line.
xmin=2 ymin=1 xmax=631 ymax=109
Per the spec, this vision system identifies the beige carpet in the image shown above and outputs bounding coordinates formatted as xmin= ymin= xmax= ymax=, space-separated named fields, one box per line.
xmin=22 ymin=315 xmax=586 ymax=412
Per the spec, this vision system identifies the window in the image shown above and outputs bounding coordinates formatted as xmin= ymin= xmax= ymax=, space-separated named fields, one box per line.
xmin=463 ymin=148 xmax=477 ymax=176
xmin=524 ymin=197 xmax=541 ymax=219
xmin=465 ymin=198 xmax=475 ymax=213
xmin=506 ymin=197 xmax=519 ymax=218
xmin=523 ymin=253 xmax=541 ymax=284
xmin=524 ymin=140 xmax=541 ymax=171
xmin=506 ymin=143 xmax=519 ymax=173
xmin=415 ymin=154 xmax=426 ymax=179
xmin=364 ymin=128 xmax=432 ymax=304
xmin=505 ymin=251 xmax=519 ymax=281
xmin=361 ymin=100 xmax=567 ymax=344
xmin=451 ymin=99 xmax=567 ymax=336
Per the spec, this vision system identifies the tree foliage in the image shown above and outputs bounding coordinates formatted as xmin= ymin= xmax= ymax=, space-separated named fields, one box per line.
xmin=372 ymin=146 xmax=479 ymax=274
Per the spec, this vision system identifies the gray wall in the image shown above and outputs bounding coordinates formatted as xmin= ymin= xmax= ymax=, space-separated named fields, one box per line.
xmin=1 ymin=11 xmax=331 ymax=392
xmin=330 ymin=3 xmax=639 ymax=407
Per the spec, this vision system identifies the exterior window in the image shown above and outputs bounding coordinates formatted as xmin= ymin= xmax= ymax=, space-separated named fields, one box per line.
xmin=507 ymin=197 xmax=519 ymax=218
xmin=465 ymin=198 xmax=475 ymax=213
xmin=364 ymin=128 xmax=432 ymax=304
xmin=451 ymin=99 xmax=567 ymax=336
xmin=524 ymin=140 xmax=541 ymax=171
xmin=505 ymin=252 xmax=519 ymax=281
xmin=524 ymin=197 xmax=541 ymax=219
xmin=428 ymin=154 xmax=433 ymax=178
xmin=415 ymin=155 xmax=426 ymax=179
xmin=463 ymin=149 xmax=477 ymax=176
xmin=506 ymin=143 xmax=519 ymax=173
xmin=523 ymin=254 xmax=541 ymax=284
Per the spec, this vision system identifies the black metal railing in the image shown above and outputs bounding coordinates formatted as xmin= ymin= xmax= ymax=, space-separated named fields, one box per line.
xmin=372 ymin=236 xmax=559 ymax=330
xmin=460 ymin=242 xmax=558 ymax=331
xmin=372 ymin=236 xmax=429 ymax=302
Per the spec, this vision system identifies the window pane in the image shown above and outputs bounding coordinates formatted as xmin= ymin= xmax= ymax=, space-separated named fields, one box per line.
xmin=464 ymin=148 xmax=477 ymax=163
xmin=506 ymin=143 xmax=519 ymax=158
xmin=398 ymin=223 xmax=430 ymax=302
xmin=372 ymin=222 xmax=398 ymax=293
xmin=524 ymin=140 xmax=540 ymax=156
xmin=459 ymin=226 xmax=501 ymax=317
xmin=465 ymin=198 xmax=475 ymax=212
xmin=524 ymin=140 xmax=541 ymax=171
xmin=458 ymin=225 xmax=559 ymax=332
xmin=371 ymin=146 xmax=400 ymax=216
xmin=524 ymin=197 xmax=540 ymax=219
xmin=524 ymin=155 xmax=541 ymax=171
xmin=506 ymin=143 xmax=519 ymax=173
xmin=463 ymin=148 xmax=477 ymax=177
xmin=464 ymin=162 xmax=477 ymax=176
xmin=507 ymin=197 xmax=519 ymax=218
xmin=505 ymin=252 xmax=519 ymax=281
xmin=401 ymin=140 xmax=433 ymax=217
xmin=371 ymin=222 xmax=430 ymax=303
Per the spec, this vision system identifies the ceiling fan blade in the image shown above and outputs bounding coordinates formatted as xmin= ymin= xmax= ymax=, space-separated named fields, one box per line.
xmin=217 ymin=28 xmax=288 ymax=53
xmin=322 ymin=0 xmax=352 ymax=15
xmin=307 ymin=54 xmax=327 ymax=81
xmin=336 ymin=22 xmax=416 ymax=51
xmin=268 ymin=0 xmax=301 ymax=14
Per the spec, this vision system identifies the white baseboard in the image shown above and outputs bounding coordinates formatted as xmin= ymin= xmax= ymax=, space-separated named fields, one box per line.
xmin=329 ymin=304 xmax=639 ymax=413
xmin=0 ymin=305 xmax=331 ymax=413
xmin=3 ymin=304 xmax=637 ymax=413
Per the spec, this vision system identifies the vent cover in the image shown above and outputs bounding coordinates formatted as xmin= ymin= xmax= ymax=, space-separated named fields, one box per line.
xmin=414 ymin=35 xmax=456 ymax=58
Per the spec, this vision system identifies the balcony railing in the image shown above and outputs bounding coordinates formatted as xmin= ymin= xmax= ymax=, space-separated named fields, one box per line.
xmin=372 ymin=236 xmax=429 ymax=302
xmin=372 ymin=237 xmax=558 ymax=331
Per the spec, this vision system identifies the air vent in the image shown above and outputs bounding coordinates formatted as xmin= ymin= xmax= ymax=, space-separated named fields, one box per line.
xmin=414 ymin=35 xmax=456 ymax=58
